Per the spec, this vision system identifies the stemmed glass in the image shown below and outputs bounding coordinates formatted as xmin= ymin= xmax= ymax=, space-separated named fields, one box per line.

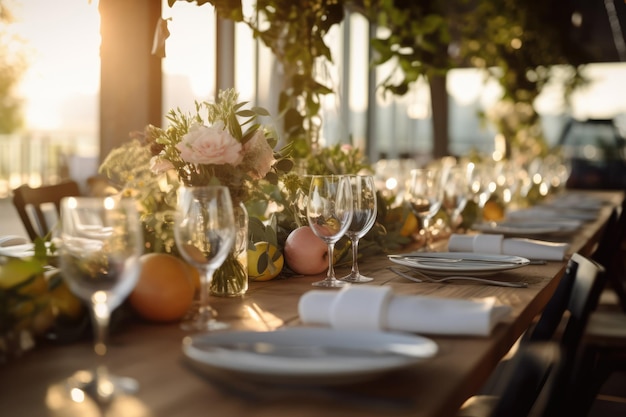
xmin=58 ymin=195 xmax=143 ymax=402
xmin=174 ymin=185 xmax=236 ymax=331
xmin=405 ymin=168 xmax=443 ymax=251
xmin=307 ymin=175 xmax=354 ymax=287
xmin=441 ymin=165 xmax=470 ymax=231
xmin=341 ymin=175 xmax=377 ymax=283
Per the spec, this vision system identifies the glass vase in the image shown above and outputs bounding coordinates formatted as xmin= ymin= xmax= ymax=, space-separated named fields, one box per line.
xmin=210 ymin=201 xmax=249 ymax=297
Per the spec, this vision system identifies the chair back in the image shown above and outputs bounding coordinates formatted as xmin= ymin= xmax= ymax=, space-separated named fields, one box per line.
xmin=12 ymin=180 xmax=81 ymax=240
xmin=489 ymin=342 xmax=562 ymax=417
xmin=591 ymin=197 xmax=626 ymax=312
xmin=527 ymin=253 xmax=605 ymax=344
xmin=532 ymin=253 xmax=605 ymax=416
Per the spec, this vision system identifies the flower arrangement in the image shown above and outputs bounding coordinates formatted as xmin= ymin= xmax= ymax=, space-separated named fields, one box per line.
xmin=147 ymin=89 xmax=292 ymax=201
xmin=100 ymin=88 xmax=293 ymax=295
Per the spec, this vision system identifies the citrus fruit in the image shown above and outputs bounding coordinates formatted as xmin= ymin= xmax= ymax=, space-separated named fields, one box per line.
xmin=49 ymin=278 xmax=85 ymax=321
xmin=248 ymin=241 xmax=284 ymax=281
xmin=483 ymin=200 xmax=505 ymax=221
xmin=400 ymin=211 xmax=419 ymax=237
xmin=185 ymin=262 xmax=201 ymax=291
xmin=0 ymin=258 xmax=45 ymax=290
xmin=129 ymin=253 xmax=195 ymax=323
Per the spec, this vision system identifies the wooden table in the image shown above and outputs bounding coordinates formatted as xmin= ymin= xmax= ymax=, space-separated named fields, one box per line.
xmin=0 ymin=191 xmax=620 ymax=417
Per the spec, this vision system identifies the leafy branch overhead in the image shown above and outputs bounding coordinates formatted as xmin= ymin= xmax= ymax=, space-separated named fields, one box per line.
xmin=169 ymin=0 xmax=588 ymax=154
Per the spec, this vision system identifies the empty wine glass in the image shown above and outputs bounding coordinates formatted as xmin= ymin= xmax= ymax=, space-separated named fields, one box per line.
xmin=441 ymin=165 xmax=470 ymax=231
xmin=468 ymin=161 xmax=496 ymax=212
xmin=174 ymin=185 xmax=236 ymax=331
xmin=406 ymin=168 xmax=443 ymax=251
xmin=307 ymin=175 xmax=354 ymax=287
xmin=58 ymin=195 xmax=143 ymax=402
xmin=341 ymin=175 xmax=377 ymax=283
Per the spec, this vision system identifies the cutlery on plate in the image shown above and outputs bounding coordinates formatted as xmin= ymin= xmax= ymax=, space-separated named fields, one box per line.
xmin=388 ymin=254 xmax=544 ymax=265
xmin=388 ymin=254 xmax=524 ymax=265
xmin=388 ymin=267 xmax=529 ymax=288
xmin=197 ymin=341 xmax=433 ymax=358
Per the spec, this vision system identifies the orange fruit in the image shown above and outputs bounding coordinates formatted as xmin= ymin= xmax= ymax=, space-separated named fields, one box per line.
xmin=483 ymin=200 xmax=505 ymax=221
xmin=185 ymin=262 xmax=201 ymax=292
xmin=129 ymin=253 xmax=195 ymax=323
xmin=400 ymin=211 xmax=419 ymax=237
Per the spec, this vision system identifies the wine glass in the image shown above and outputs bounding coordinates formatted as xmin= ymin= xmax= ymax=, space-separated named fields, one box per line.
xmin=341 ymin=175 xmax=377 ymax=283
xmin=307 ymin=175 xmax=354 ymax=287
xmin=468 ymin=161 xmax=496 ymax=214
xmin=405 ymin=168 xmax=443 ymax=251
xmin=58 ymin=195 xmax=143 ymax=402
xmin=174 ymin=185 xmax=236 ymax=331
xmin=441 ymin=165 xmax=470 ymax=232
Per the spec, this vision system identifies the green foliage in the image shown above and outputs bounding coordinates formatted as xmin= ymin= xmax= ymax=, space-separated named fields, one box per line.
xmin=304 ymin=144 xmax=372 ymax=175
xmin=168 ymin=0 xmax=587 ymax=163
xmin=169 ymin=0 xmax=344 ymax=158
xmin=0 ymin=2 xmax=28 ymax=133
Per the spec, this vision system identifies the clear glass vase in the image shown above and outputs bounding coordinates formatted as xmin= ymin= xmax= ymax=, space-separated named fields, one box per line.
xmin=210 ymin=201 xmax=249 ymax=297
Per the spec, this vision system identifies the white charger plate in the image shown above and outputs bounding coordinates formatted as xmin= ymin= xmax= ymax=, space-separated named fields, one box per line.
xmin=388 ymin=252 xmax=530 ymax=276
xmin=0 ymin=237 xmax=34 ymax=257
xmin=472 ymin=220 xmax=581 ymax=236
xmin=182 ymin=327 xmax=438 ymax=385
xmin=507 ymin=207 xmax=598 ymax=222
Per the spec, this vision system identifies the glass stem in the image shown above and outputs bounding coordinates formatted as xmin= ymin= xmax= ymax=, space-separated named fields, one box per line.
xmin=326 ymin=242 xmax=336 ymax=280
xmin=199 ymin=269 xmax=213 ymax=318
xmin=91 ymin=300 xmax=111 ymax=360
xmin=422 ymin=217 xmax=432 ymax=250
xmin=350 ymin=237 xmax=360 ymax=276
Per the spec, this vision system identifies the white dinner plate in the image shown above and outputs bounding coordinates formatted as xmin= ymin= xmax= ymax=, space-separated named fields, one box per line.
xmin=0 ymin=238 xmax=54 ymax=258
xmin=507 ymin=207 xmax=598 ymax=222
xmin=472 ymin=219 xmax=581 ymax=236
xmin=182 ymin=327 xmax=438 ymax=385
xmin=388 ymin=252 xmax=530 ymax=276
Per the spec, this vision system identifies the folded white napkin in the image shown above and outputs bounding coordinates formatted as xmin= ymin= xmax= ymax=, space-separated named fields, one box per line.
xmin=448 ymin=233 xmax=568 ymax=261
xmin=298 ymin=286 xmax=512 ymax=337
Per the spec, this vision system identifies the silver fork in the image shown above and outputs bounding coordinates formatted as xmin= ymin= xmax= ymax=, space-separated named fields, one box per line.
xmin=387 ymin=267 xmax=529 ymax=288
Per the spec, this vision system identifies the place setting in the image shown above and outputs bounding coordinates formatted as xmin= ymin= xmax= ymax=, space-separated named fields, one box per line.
xmin=181 ymin=283 xmax=515 ymax=385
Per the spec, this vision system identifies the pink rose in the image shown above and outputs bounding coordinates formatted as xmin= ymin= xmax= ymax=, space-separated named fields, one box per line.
xmin=242 ymin=130 xmax=275 ymax=179
xmin=176 ymin=122 xmax=243 ymax=166
xmin=149 ymin=156 xmax=175 ymax=175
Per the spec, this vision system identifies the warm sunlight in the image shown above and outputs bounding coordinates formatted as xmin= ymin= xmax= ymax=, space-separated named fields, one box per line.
xmin=8 ymin=0 xmax=626 ymax=152
xmin=12 ymin=0 xmax=100 ymax=133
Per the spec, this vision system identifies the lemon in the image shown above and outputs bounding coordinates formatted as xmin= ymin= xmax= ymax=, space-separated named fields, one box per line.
xmin=49 ymin=278 xmax=85 ymax=321
xmin=248 ymin=242 xmax=284 ymax=281
xmin=0 ymin=258 xmax=45 ymax=290
xmin=400 ymin=211 xmax=419 ymax=237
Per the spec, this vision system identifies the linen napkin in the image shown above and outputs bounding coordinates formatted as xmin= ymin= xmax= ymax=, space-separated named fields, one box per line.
xmin=0 ymin=235 xmax=32 ymax=257
xmin=448 ymin=233 xmax=568 ymax=261
xmin=298 ymin=285 xmax=512 ymax=336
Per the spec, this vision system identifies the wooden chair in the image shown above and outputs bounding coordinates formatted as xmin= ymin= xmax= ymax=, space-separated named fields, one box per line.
xmin=590 ymin=197 xmax=626 ymax=313
xmin=12 ymin=180 xmax=81 ymax=241
xmin=459 ymin=253 xmax=606 ymax=417
xmin=458 ymin=341 xmax=563 ymax=417
xmin=566 ymin=203 xmax=626 ymax=415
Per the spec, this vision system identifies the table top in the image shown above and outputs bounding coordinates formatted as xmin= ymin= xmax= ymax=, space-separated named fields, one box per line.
xmin=0 ymin=191 xmax=620 ymax=417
